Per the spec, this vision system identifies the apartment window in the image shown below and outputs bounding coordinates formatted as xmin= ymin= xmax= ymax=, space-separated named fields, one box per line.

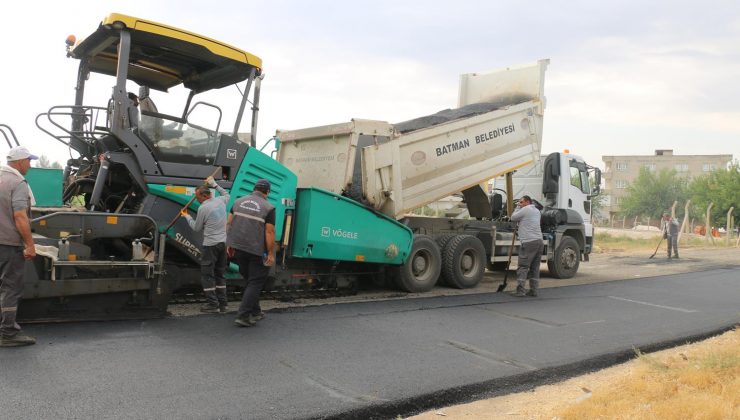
xmin=644 ymin=163 xmax=656 ymax=172
xmin=675 ymin=163 xmax=688 ymax=172
xmin=616 ymin=162 xmax=628 ymax=171
xmin=615 ymin=179 xmax=627 ymax=189
xmin=702 ymin=163 xmax=717 ymax=172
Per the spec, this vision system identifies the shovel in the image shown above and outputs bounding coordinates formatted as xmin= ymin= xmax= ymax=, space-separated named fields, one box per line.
xmin=648 ymin=235 xmax=665 ymax=259
xmin=164 ymin=167 xmax=222 ymax=233
xmin=496 ymin=226 xmax=518 ymax=293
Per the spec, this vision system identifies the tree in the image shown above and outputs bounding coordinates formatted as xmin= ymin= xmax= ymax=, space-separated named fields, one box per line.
xmin=36 ymin=154 xmax=63 ymax=169
xmin=687 ymin=162 xmax=740 ymax=227
xmin=619 ymin=167 xmax=688 ymax=220
xmin=37 ymin=155 xmax=51 ymax=168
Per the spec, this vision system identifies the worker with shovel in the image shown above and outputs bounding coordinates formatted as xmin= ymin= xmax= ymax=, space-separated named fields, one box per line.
xmin=662 ymin=213 xmax=680 ymax=259
xmin=180 ymin=176 xmax=231 ymax=313
xmin=510 ymin=195 xmax=543 ymax=297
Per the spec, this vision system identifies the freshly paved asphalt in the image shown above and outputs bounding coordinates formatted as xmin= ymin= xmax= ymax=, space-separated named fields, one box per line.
xmin=1 ymin=268 xmax=738 ymax=420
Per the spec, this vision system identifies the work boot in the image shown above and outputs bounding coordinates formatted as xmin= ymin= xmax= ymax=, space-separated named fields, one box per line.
xmin=0 ymin=333 xmax=36 ymax=347
xmin=674 ymin=254 xmax=679 ymax=259
xmin=252 ymin=311 xmax=265 ymax=321
xmin=218 ymin=303 xmax=229 ymax=314
xmin=512 ymin=286 xmax=527 ymax=297
xmin=234 ymin=315 xmax=257 ymax=327
xmin=200 ymin=304 xmax=219 ymax=314
xmin=526 ymin=289 xmax=538 ymax=297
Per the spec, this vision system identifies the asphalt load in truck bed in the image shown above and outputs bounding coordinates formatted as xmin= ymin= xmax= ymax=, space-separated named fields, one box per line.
xmin=393 ymin=96 xmax=533 ymax=134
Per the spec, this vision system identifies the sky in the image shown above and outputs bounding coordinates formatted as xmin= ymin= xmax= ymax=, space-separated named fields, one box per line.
xmin=1 ymin=0 xmax=738 ymax=171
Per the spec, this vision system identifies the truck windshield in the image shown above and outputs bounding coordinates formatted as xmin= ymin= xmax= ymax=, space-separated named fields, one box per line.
xmin=569 ymin=162 xmax=591 ymax=194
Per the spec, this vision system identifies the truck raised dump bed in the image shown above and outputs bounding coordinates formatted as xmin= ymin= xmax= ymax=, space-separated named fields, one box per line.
xmin=276 ymin=60 xmax=549 ymax=220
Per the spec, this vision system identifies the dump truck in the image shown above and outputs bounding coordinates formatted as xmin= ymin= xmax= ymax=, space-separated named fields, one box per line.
xmin=273 ymin=59 xmax=602 ymax=292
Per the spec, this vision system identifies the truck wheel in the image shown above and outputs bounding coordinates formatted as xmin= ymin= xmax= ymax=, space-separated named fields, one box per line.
xmin=434 ymin=234 xmax=456 ymax=285
xmin=441 ymin=235 xmax=486 ymax=289
xmin=393 ymin=235 xmax=441 ymax=293
xmin=547 ymin=236 xmax=580 ymax=279
xmin=435 ymin=234 xmax=456 ymax=251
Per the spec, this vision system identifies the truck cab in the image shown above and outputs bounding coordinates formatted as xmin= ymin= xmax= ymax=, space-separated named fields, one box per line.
xmin=494 ymin=151 xmax=601 ymax=277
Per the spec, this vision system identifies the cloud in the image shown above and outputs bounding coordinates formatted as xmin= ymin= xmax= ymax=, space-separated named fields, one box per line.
xmin=255 ymin=39 xmax=457 ymax=143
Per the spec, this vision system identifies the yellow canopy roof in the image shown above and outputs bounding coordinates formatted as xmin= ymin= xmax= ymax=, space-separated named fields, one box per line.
xmin=71 ymin=13 xmax=262 ymax=93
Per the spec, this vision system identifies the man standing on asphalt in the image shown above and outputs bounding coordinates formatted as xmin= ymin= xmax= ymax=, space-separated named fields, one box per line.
xmin=181 ymin=176 xmax=231 ymax=313
xmin=662 ymin=212 xmax=679 ymax=259
xmin=510 ymin=195 xmax=543 ymax=297
xmin=227 ymin=179 xmax=275 ymax=327
xmin=1 ymin=146 xmax=38 ymax=347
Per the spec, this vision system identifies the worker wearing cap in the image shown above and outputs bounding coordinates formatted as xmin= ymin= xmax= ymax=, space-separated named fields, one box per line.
xmin=662 ymin=213 xmax=680 ymax=259
xmin=180 ymin=176 xmax=231 ymax=313
xmin=227 ymin=179 xmax=275 ymax=327
xmin=0 ymin=146 xmax=38 ymax=347
xmin=510 ymin=195 xmax=543 ymax=297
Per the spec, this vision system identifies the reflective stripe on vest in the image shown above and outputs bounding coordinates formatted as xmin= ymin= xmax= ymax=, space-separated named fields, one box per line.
xmin=233 ymin=212 xmax=265 ymax=224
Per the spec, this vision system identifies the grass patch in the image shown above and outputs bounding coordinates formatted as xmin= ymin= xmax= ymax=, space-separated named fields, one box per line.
xmin=594 ymin=232 xmax=660 ymax=251
xmin=557 ymin=327 xmax=740 ymax=420
xmin=594 ymin=232 xmax=730 ymax=252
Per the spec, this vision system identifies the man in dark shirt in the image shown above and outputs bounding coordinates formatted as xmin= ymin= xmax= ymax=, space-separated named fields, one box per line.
xmin=227 ymin=179 xmax=275 ymax=327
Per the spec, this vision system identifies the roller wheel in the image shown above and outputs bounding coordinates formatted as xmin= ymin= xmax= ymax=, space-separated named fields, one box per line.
xmin=392 ymin=235 xmax=441 ymax=293
xmin=441 ymin=235 xmax=486 ymax=289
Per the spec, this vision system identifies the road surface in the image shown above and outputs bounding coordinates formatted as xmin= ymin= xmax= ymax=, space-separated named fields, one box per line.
xmin=1 ymin=268 xmax=738 ymax=419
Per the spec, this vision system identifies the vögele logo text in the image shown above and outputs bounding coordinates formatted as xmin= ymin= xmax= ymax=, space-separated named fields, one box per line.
xmin=320 ymin=226 xmax=358 ymax=240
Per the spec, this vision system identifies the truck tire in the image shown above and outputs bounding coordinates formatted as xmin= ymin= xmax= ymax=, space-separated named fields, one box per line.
xmin=435 ymin=234 xmax=456 ymax=252
xmin=441 ymin=235 xmax=486 ymax=289
xmin=547 ymin=236 xmax=580 ymax=279
xmin=392 ymin=235 xmax=441 ymax=293
xmin=434 ymin=234 xmax=456 ymax=285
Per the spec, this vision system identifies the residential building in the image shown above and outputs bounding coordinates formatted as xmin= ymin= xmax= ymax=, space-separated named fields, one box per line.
xmin=602 ymin=150 xmax=732 ymax=217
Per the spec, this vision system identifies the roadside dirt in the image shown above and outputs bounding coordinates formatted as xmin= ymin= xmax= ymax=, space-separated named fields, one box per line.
xmin=407 ymin=328 xmax=740 ymax=420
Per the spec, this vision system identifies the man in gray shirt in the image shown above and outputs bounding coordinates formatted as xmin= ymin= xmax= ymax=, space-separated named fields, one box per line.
xmin=510 ymin=195 xmax=543 ymax=297
xmin=662 ymin=213 xmax=679 ymax=259
xmin=181 ymin=176 xmax=231 ymax=313
xmin=1 ymin=146 xmax=38 ymax=347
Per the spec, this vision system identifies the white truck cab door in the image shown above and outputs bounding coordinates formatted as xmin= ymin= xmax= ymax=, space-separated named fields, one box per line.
xmin=565 ymin=157 xmax=593 ymax=236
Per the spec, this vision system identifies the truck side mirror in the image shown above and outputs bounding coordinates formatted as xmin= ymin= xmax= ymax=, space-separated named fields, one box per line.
xmin=542 ymin=152 xmax=560 ymax=195
xmin=591 ymin=168 xmax=602 ymax=196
